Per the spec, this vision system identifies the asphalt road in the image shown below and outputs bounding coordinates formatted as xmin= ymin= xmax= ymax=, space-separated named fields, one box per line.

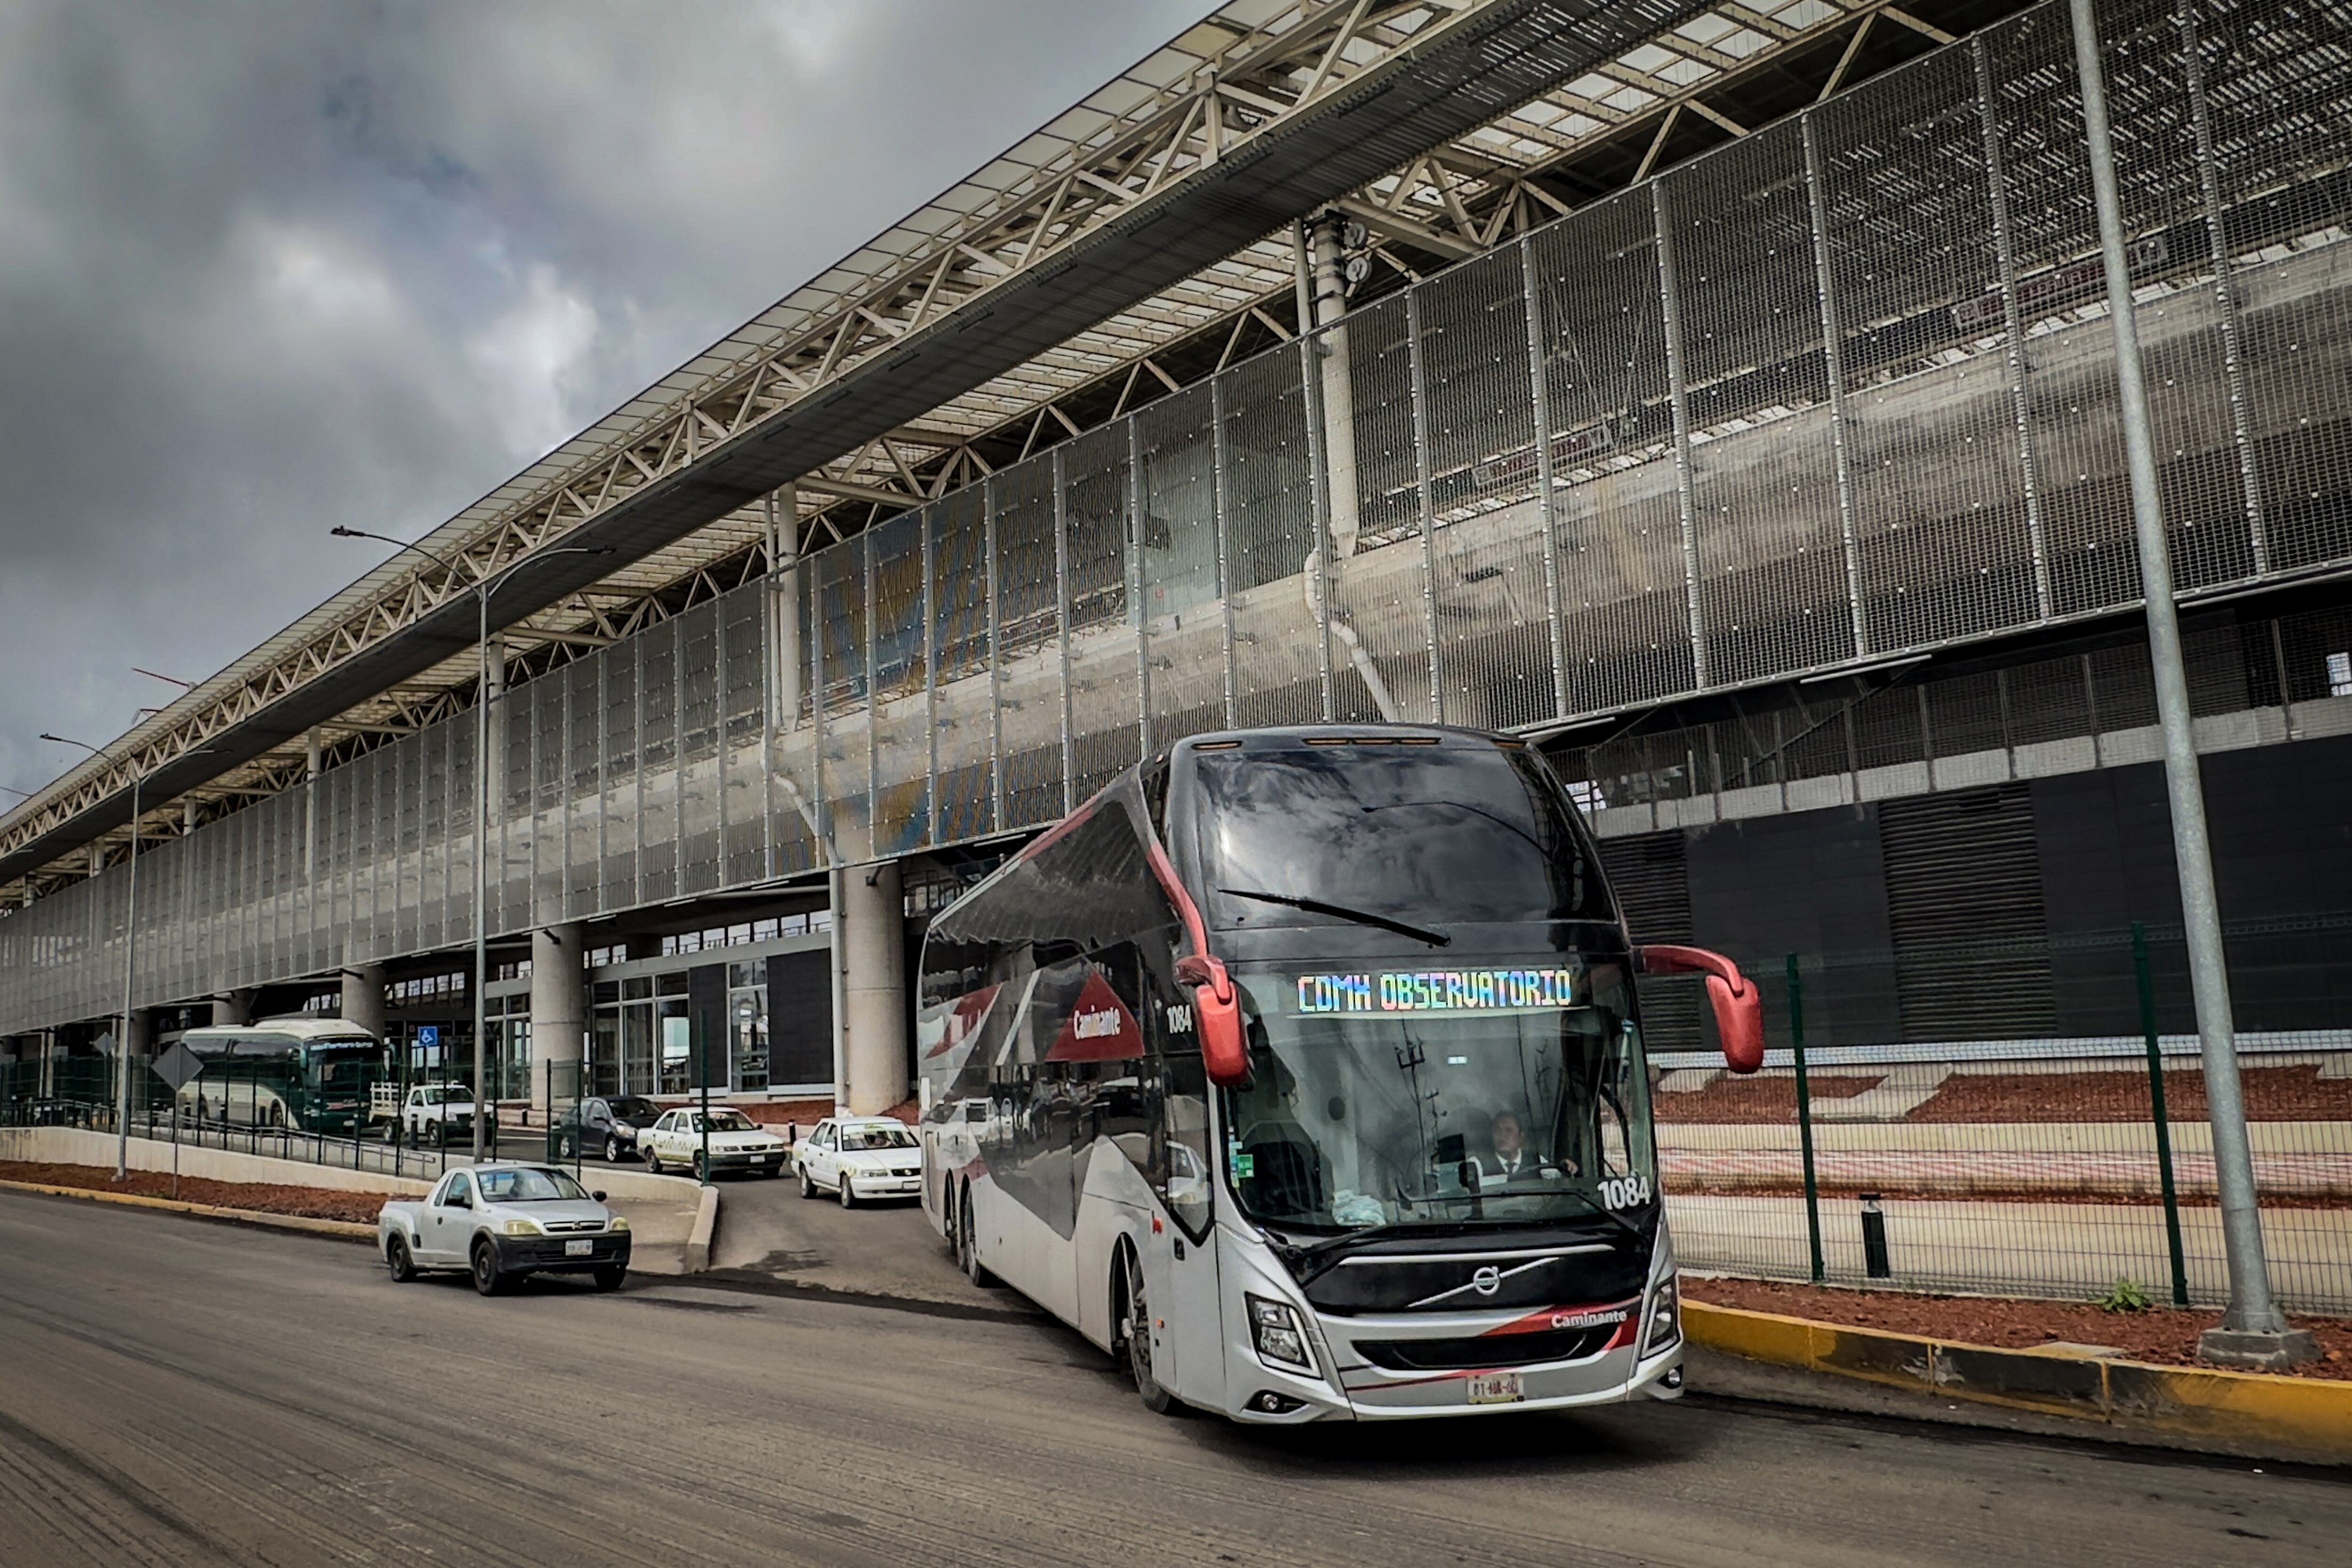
xmin=706 ymin=1168 xmax=1002 ymax=1311
xmin=1 ymin=1190 xmax=2345 ymax=1568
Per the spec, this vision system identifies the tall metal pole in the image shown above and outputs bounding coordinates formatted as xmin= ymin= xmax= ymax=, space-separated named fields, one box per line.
xmin=697 ymin=1007 xmax=712 ymax=1186
xmin=329 ymin=528 xmax=608 ymax=1166
xmin=472 ymin=589 xmax=491 ymax=1162
xmin=2066 ymin=0 xmax=2307 ymax=1364
xmin=41 ymin=732 xmax=143 ymax=1178
xmin=115 ymin=769 xmax=141 ymax=1178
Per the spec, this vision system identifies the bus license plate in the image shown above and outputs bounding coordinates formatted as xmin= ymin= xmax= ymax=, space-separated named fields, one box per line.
xmin=1467 ymin=1371 xmax=1524 ymax=1405
xmin=564 ymin=1239 xmax=593 ymax=1257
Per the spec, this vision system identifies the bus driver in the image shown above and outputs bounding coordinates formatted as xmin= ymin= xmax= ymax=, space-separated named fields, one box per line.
xmin=1486 ymin=1109 xmax=1576 ymax=1182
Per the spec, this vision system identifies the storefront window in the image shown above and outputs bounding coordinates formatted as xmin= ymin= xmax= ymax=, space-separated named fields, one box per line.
xmin=623 ymin=1001 xmax=655 ymax=1097
xmin=658 ymin=993 xmax=692 ymax=1094
xmin=730 ymin=967 xmax=769 ymax=1092
xmin=590 ymin=1007 xmax=620 ymax=1097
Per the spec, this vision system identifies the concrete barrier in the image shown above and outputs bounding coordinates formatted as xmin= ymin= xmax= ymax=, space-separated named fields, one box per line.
xmin=0 ymin=1126 xmax=429 ymax=1196
xmin=683 ymin=1184 xmax=720 ymax=1274
xmin=1686 ymin=1300 xmax=2352 ymax=1465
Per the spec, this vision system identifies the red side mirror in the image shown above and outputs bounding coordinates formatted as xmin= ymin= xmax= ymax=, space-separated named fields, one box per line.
xmin=1637 ymin=945 xmax=1765 ymax=1075
xmin=1196 ymin=984 xmax=1247 ymax=1086
xmin=1176 ymin=953 xmax=1249 ymax=1087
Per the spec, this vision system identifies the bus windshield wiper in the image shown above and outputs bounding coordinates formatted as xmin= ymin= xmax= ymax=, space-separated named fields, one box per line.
xmin=1260 ymin=1222 xmax=1423 ymax=1281
xmin=1219 ymin=888 xmax=1450 ymax=948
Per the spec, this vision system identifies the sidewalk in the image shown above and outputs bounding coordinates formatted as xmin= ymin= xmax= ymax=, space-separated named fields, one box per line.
xmin=1685 ymin=1299 xmax=2352 ymax=1466
xmin=1667 ymin=1193 xmax=2352 ymax=1314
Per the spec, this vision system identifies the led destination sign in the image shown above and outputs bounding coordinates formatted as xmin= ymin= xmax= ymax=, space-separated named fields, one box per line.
xmin=1294 ymin=968 xmax=1577 ymax=1016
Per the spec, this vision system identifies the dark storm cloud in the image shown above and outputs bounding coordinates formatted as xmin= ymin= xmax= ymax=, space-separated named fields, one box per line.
xmin=0 ymin=0 xmax=1206 ymax=800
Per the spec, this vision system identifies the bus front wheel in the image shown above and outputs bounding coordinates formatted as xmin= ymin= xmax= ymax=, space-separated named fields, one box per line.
xmin=1118 ymin=1248 xmax=1174 ymax=1415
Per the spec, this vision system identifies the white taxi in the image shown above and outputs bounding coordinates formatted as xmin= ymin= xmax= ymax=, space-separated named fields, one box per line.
xmin=641 ymin=1106 xmax=789 ymax=1180
xmin=793 ymin=1116 xmax=924 ymax=1207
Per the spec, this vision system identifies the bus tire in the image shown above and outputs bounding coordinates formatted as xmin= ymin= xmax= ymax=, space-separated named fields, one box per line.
xmin=957 ymin=1184 xmax=997 ymax=1288
xmin=1118 ymin=1246 xmax=1174 ymax=1415
xmin=385 ymin=1234 xmax=416 ymax=1283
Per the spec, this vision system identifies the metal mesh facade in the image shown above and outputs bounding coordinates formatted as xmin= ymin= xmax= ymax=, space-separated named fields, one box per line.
xmin=7 ymin=0 xmax=2352 ymax=1035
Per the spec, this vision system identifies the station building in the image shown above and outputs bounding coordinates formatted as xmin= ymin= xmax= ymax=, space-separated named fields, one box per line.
xmin=5 ymin=0 xmax=2350 ymax=1117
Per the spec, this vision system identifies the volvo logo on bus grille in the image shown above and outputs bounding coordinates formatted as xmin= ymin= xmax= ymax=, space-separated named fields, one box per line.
xmin=1373 ymin=1244 xmax=1615 ymax=1311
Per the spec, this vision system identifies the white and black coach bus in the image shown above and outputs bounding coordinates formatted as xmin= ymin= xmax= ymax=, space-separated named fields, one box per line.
xmin=917 ymin=725 xmax=1764 ymax=1423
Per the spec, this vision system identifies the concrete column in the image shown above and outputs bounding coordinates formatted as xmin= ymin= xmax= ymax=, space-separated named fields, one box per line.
xmin=529 ymin=923 xmax=585 ymax=1107
xmin=124 ymin=1009 xmax=152 ymax=1059
xmin=340 ymin=964 xmax=386 ymax=1039
xmin=1309 ymin=211 xmax=1360 ymax=560
xmin=182 ymin=798 xmax=198 ymax=834
xmin=1305 ymin=211 xmax=1397 ymax=722
xmin=837 ymin=861 xmax=908 ymax=1115
xmin=213 ymin=991 xmax=254 ymax=1027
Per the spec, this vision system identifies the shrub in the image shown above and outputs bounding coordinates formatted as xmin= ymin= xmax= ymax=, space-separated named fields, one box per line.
xmin=2094 ymin=1278 xmax=2152 ymax=1313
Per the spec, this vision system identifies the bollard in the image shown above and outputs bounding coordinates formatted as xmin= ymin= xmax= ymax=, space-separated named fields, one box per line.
xmin=1860 ymin=1193 xmax=1892 ymax=1280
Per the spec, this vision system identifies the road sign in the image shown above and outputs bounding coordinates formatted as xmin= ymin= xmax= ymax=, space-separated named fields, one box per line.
xmin=153 ymin=1042 xmax=204 ymax=1092
xmin=416 ymin=1026 xmax=440 ymax=1048
xmin=94 ymin=1029 xmax=116 ymax=1058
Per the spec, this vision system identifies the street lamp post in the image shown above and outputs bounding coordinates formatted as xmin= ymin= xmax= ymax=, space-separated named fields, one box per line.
xmin=42 ymin=734 xmax=219 ymax=1180
xmin=42 ymin=733 xmax=142 ymax=1180
xmin=332 ymin=528 xmax=611 ymax=1162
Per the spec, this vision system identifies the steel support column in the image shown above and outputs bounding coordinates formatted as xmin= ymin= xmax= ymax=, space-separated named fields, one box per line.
xmin=1519 ymin=237 xmax=1569 ymax=717
xmin=1652 ymin=181 xmax=1709 ymax=689
xmin=2175 ymin=0 xmax=2269 ymax=576
xmin=1802 ymin=114 xmax=1871 ymax=660
xmin=2068 ymin=0 xmax=2306 ymax=1364
xmin=1406 ymin=287 xmax=1443 ymax=724
xmin=1975 ymin=34 xmax=2054 ymax=621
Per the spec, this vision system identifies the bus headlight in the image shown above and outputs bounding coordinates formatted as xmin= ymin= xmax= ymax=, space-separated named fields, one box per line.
xmin=1247 ymin=1294 xmax=1313 ymax=1371
xmin=1645 ymin=1277 xmax=1680 ymax=1352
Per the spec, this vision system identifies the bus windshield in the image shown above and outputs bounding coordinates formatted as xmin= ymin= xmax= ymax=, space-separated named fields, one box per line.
xmin=1220 ymin=963 xmax=1655 ymax=1234
xmin=1191 ymin=741 xmax=1607 ymax=933
xmin=308 ymin=1043 xmax=381 ymax=1086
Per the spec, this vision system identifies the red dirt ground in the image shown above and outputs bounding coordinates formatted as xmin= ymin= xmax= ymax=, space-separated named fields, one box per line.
xmin=1654 ymin=1074 xmax=1882 ymax=1123
xmin=1685 ymin=1276 xmax=2352 ymax=1379
xmin=1908 ymin=1066 xmax=2352 ymax=1123
xmin=0 ymin=1161 xmax=385 ymax=1224
xmin=1656 ymin=1065 xmax=2352 ymax=1124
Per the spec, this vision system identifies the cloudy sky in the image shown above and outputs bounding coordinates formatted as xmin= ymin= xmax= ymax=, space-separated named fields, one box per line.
xmin=0 ymin=0 xmax=1206 ymax=804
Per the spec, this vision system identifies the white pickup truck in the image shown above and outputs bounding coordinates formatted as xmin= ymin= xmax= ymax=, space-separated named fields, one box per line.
xmin=385 ymin=1083 xmax=492 ymax=1146
xmin=378 ymin=1162 xmax=630 ymax=1296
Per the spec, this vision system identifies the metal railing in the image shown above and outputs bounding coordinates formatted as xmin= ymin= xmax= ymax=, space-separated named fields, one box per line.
xmin=1651 ymin=916 xmax=2352 ymax=1314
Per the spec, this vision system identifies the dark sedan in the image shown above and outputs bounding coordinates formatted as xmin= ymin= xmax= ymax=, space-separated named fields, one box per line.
xmin=550 ymin=1096 xmax=664 ymax=1162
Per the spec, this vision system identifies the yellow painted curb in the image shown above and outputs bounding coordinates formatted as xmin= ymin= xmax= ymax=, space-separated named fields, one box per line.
xmin=1685 ymin=1299 xmax=2352 ymax=1461
xmin=0 ymin=1177 xmax=376 ymax=1242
